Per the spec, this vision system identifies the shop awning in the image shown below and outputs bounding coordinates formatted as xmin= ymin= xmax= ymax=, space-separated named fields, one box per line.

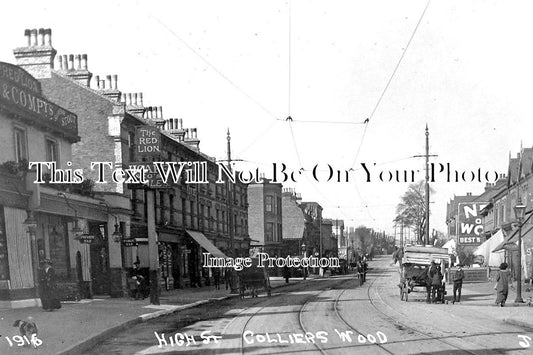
xmin=185 ymin=230 xmax=227 ymax=258
xmin=492 ymin=225 xmax=533 ymax=252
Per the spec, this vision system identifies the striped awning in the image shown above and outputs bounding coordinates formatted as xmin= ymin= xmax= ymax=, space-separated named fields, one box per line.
xmin=185 ymin=230 xmax=227 ymax=258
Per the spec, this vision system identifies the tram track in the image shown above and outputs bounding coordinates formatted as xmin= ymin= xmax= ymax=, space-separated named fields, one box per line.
xmin=364 ymin=265 xmax=483 ymax=355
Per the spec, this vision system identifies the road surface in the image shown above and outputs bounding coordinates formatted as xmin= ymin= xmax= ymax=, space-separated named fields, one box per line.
xmin=85 ymin=256 xmax=532 ymax=354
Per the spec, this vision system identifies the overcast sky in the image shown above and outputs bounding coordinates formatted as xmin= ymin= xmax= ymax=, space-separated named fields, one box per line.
xmin=2 ymin=0 xmax=532 ymax=236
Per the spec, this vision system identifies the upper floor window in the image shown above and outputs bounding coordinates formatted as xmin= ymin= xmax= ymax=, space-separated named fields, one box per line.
xmin=265 ymin=195 xmax=273 ymax=212
xmin=45 ymin=138 xmax=59 ymax=163
xmin=14 ymin=128 xmax=27 ymax=163
xmin=265 ymin=222 xmax=274 ymax=242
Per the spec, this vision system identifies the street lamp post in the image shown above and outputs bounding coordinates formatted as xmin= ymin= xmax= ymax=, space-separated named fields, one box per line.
xmin=301 ymin=242 xmax=307 ymax=280
xmin=513 ymin=199 xmax=526 ymax=304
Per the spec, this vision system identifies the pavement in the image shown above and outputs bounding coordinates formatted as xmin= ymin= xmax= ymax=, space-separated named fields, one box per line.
xmin=0 ymin=270 xmax=531 ymax=355
xmin=0 ymin=276 xmax=312 ymax=355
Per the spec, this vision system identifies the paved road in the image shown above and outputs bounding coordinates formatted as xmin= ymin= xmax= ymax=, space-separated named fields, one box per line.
xmin=85 ymin=257 xmax=532 ymax=354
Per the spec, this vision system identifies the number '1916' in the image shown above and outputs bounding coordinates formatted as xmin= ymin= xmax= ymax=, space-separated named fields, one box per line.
xmin=5 ymin=334 xmax=43 ymax=347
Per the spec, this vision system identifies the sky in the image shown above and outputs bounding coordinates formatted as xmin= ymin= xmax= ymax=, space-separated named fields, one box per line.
xmin=1 ymin=0 xmax=532 ymax=236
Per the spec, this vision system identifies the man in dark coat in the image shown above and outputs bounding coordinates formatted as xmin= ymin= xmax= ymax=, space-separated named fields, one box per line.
xmin=431 ymin=265 xmax=443 ymax=303
xmin=452 ymin=264 xmax=465 ymax=303
xmin=39 ymin=259 xmax=61 ymax=311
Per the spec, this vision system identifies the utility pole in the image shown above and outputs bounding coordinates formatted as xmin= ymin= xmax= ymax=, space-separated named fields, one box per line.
xmin=147 ymin=189 xmax=160 ymax=305
xmin=414 ymin=124 xmax=437 ymax=246
xmin=400 ymin=222 xmax=404 ymax=249
xmin=424 ymin=124 xmax=430 ymax=245
xmin=226 ymin=129 xmax=239 ymax=293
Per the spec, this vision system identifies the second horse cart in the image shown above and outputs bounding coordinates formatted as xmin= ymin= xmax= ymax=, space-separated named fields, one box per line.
xmin=237 ymin=257 xmax=272 ymax=299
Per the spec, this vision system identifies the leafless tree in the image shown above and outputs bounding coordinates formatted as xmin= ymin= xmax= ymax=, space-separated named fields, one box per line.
xmin=394 ymin=181 xmax=434 ymax=243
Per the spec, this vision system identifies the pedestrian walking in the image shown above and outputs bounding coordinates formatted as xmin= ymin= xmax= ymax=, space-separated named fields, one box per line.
xmin=431 ymin=265 xmax=443 ymax=303
xmin=357 ymin=261 xmax=364 ymax=286
xmin=224 ymin=267 xmax=232 ymax=290
xmin=38 ymin=259 xmax=61 ymax=311
xmin=452 ymin=264 xmax=464 ymax=303
xmin=212 ymin=267 xmax=221 ymax=290
xmin=495 ymin=262 xmax=511 ymax=307
xmin=283 ymin=264 xmax=290 ymax=283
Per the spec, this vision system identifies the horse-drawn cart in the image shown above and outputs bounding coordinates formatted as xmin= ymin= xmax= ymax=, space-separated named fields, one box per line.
xmin=237 ymin=258 xmax=271 ymax=299
xmin=399 ymin=245 xmax=450 ymax=302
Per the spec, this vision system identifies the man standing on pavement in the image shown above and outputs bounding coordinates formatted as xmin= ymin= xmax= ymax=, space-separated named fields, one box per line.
xmin=495 ymin=262 xmax=511 ymax=307
xmin=452 ymin=264 xmax=464 ymax=303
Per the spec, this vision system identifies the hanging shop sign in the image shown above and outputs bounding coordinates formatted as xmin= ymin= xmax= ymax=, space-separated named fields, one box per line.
xmin=78 ymin=234 xmax=95 ymax=244
xmin=122 ymin=239 xmax=138 ymax=247
xmin=135 ymin=125 xmax=161 ymax=157
xmin=127 ymin=162 xmax=171 ymax=189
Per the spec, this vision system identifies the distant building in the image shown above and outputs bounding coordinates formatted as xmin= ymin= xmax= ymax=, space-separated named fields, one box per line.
xmin=321 ymin=218 xmax=337 ymax=257
xmin=247 ymin=179 xmax=283 ymax=256
xmin=281 ymin=189 xmax=305 ymax=257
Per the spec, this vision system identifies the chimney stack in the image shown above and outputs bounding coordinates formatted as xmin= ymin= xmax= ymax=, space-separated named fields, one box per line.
xmin=97 ymin=73 xmax=121 ymax=102
xmin=14 ymin=28 xmax=57 ymax=78
xmin=183 ymin=126 xmax=200 ymax=152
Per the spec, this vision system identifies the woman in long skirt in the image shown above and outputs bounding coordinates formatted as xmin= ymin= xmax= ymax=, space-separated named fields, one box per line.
xmin=39 ymin=259 xmax=61 ymax=311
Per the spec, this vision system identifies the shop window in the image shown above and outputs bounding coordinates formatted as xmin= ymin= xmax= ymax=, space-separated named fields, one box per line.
xmin=0 ymin=206 xmax=9 ymax=280
xmin=14 ymin=127 xmax=27 ymax=163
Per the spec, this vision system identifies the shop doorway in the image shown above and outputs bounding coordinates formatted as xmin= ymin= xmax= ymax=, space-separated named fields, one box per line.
xmin=89 ymin=222 xmax=110 ymax=295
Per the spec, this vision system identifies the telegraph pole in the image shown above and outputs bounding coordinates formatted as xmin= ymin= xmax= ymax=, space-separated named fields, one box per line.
xmin=414 ymin=124 xmax=437 ymax=246
xmin=147 ymin=189 xmax=160 ymax=305
xmin=425 ymin=124 xmax=430 ymax=245
xmin=226 ymin=129 xmax=239 ymax=293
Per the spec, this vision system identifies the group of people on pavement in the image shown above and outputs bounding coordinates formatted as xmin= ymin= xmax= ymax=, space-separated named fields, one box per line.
xmin=425 ymin=261 xmax=512 ymax=306
xmin=425 ymin=261 xmax=445 ymax=304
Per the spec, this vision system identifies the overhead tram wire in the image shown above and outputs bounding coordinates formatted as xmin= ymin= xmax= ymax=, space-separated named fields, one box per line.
xmin=349 ymin=0 xmax=432 ymax=170
xmin=149 ymin=13 xmax=291 ymax=158
xmin=347 ymin=0 xmax=432 ymax=228
xmin=278 ymin=118 xmax=366 ymax=125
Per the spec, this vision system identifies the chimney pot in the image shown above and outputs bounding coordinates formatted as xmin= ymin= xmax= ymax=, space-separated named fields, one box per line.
xmin=38 ymin=28 xmax=45 ymax=46
xmin=62 ymin=55 xmax=68 ymax=71
xmin=30 ymin=29 xmax=38 ymax=47
xmin=44 ymin=29 xmax=52 ymax=46
xmin=106 ymin=75 xmax=112 ymax=90
xmin=127 ymin=93 xmax=132 ymax=106
xmin=24 ymin=29 xmax=31 ymax=47
xmin=159 ymin=106 xmax=163 ymax=119
xmin=100 ymin=79 xmax=106 ymax=89
xmin=94 ymin=75 xmax=100 ymax=89
xmin=112 ymin=74 xmax=118 ymax=90
xmin=68 ymin=54 xmax=74 ymax=71
xmin=179 ymin=118 xmax=183 ymax=129
xmin=132 ymin=93 xmax=138 ymax=106
xmin=81 ymin=54 xmax=88 ymax=70
xmin=75 ymin=54 xmax=81 ymax=70
xmin=138 ymin=93 xmax=143 ymax=107
xmin=56 ymin=56 xmax=63 ymax=70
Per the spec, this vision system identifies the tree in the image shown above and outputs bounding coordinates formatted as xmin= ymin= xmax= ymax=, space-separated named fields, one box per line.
xmin=394 ymin=181 xmax=434 ymax=244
